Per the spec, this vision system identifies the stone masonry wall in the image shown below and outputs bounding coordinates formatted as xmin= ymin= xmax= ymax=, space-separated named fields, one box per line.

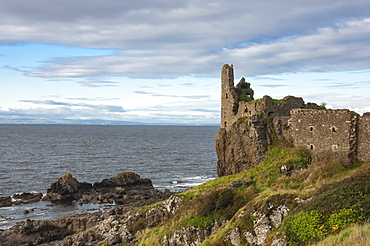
xmin=290 ymin=109 xmax=358 ymax=164
xmin=358 ymin=113 xmax=370 ymax=162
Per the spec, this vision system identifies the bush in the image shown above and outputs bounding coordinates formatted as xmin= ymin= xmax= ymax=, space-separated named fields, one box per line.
xmin=185 ymin=215 xmax=214 ymax=228
xmin=284 ymin=210 xmax=325 ymax=245
xmin=326 ymin=209 xmax=363 ymax=232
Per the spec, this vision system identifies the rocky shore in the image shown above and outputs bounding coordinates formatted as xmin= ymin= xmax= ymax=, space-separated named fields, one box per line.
xmin=0 ymin=172 xmax=174 ymax=245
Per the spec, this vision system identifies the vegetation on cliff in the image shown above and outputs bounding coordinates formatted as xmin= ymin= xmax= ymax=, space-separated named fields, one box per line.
xmin=130 ymin=146 xmax=370 ymax=246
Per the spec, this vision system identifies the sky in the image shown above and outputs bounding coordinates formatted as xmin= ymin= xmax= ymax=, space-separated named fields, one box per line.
xmin=1 ymin=0 xmax=370 ymax=125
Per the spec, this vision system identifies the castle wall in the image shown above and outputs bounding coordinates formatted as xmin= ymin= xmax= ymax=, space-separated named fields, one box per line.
xmin=290 ymin=109 xmax=358 ymax=163
xmin=357 ymin=114 xmax=370 ymax=161
xmin=217 ymin=64 xmax=368 ymax=177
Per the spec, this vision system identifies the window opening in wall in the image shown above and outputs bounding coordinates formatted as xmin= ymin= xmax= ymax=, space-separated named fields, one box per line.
xmin=225 ymin=93 xmax=228 ymax=99
xmin=310 ymin=144 xmax=314 ymax=150
xmin=224 ymin=122 xmax=227 ymax=128
xmin=309 ymin=126 xmax=314 ymax=132
xmin=332 ymin=126 xmax=337 ymax=132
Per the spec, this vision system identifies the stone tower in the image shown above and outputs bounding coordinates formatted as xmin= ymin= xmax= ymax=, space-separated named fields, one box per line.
xmin=220 ymin=64 xmax=238 ymax=129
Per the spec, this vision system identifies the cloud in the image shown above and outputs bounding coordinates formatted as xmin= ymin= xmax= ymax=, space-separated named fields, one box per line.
xmin=66 ymin=97 xmax=120 ymax=101
xmin=2 ymin=65 xmax=30 ymax=73
xmin=259 ymin=84 xmax=288 ymax=88
xmin=323 ymin=81 xmax=370 ymax=89
xmin=180 ymin=83 xmax=195 ymax=86
xmin=252 ymin=77 xmax=285 ymax=81
xmin=17 ymin=18 xmax=370 ymax=80
xmin=192 ymin=108 xmax=219 ymax=113
xmin=18 ymin=99 xmax=125 ymax=113
xmin=77 ymin=80 xmax=118 ymax=87
xmin=134 ymin=91 xmax=152 ymax=95
xmin=133 ymin=90 xmax=209 ymax=99
xmin=1 ymin=0 xmax=369 ymax=50
xmin=19 ymin=99 xmax=70 ymax=106
xmin=0 ymin=1 xmax=369 ymax=80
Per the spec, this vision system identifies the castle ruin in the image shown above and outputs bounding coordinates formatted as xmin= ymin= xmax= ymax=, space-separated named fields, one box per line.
xmin=216 ymin=64 xmax=370 ymax=176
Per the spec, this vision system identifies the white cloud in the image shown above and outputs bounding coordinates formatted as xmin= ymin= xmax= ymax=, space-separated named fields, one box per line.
xmin=18 ymin=18 xmax=370 ymax=80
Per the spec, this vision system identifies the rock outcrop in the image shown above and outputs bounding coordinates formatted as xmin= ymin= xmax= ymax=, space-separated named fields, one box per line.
xmin=162 ymin=223 xmax=221 ymax=246
xmin=0 ymin=196 xmax=12 ymax=207
xmin=42 ymin=172 xmax=163 ymax=205
xmin=0 ymin=213 xmax=102 ymax=246
xmin=43 ymin=173 xmax=82 ymax=203
xmin=59 ymin=195 xmax=184 ymax=246
xmin=218 ymin=194 xmax=295 ymax=246
xmin=0 ymin=192 xmax=43 ymax=207
xmin=12 ymin=192 xmax=43 ymax=203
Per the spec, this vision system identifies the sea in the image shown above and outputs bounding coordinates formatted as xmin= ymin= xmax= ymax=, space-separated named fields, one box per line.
xmin=0 ymin=124 xmax=219 ymax=230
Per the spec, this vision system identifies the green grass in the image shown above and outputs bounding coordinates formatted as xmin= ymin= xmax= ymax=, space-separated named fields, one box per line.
xmin=311 ymin=222 xmax=370 ymax=246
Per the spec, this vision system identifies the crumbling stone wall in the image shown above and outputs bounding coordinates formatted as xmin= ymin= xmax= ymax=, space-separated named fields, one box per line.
xmin=358 ymin=113 xmax=370 ymax=162
xmin=216 ymin=64 xmax=370 ymax=176
xmin=290 ymin=109 xmax=358 ymax=164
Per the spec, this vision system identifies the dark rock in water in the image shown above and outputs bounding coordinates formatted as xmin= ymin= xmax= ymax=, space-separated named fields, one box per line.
xmin=49 ymin=173 xmax=79 ymax=194
xmin=42 ymin=172 xmax=168 ymax=205
xmin=94 ymin=172 xmax=153 ymax=190
xmin=42 ymin=173 xmax=82 ymax=204
xmin=78 ymin=181 xmax=93 ymax=191
xmin=12 ymin=192 xmax=43 ymax=203
xmin=0 ymin=196 xmax=12 ymax=207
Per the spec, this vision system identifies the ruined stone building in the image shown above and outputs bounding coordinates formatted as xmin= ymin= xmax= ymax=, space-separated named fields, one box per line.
xmin=216 ymin=64 xmax=370 ymax=176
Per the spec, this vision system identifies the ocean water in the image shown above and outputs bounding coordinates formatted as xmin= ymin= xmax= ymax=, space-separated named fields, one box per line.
xmin=0 ymin=124 xmax=219 ymax=230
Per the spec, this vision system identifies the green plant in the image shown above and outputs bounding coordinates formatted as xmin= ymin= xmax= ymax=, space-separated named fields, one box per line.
xmin=311 ymin=221 xmax=370 ymax=246
xmin=241 ymin=116 xmax=249 ymax=126
xmin=326 ymin=209 xmax=363 ymax=232
xmin=284 ymin=210 xmax=325 ymax=245
xmin=319 ymin=102 xmax=327 ymax=110
xmin=273 ymin=99 xmax=283 ymax=105
xmin=238 ymin=94 xmax=253 ymax=102
xmin=184 ymin=215 xmax=214 ymax=228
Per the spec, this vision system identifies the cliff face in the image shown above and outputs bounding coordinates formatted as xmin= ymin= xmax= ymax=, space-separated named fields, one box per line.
xmin=216 ymin=116 xmax=268 ymax=176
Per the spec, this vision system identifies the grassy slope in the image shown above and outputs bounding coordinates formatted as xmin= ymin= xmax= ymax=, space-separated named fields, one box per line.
xmin=134 ymin=147 xmax=370 ymax=246
xmin=310 ymin=222 xmax=370 ymax=246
